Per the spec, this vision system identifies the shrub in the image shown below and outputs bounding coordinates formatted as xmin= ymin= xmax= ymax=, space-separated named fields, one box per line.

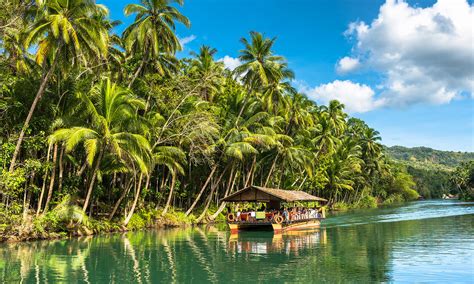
xmin=126 ymin=214 xmax=146 ymax=231
xmin=357 ymin=195 xmax=378 ymax=208
xmin=383 ymin=194 xmax=404 ymax=205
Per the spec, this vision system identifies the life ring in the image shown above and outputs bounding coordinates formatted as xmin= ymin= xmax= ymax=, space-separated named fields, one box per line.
xmin=227 ymin=213 xmax=236 ymax=222
xmin=274 ymin=215 xmax=284 ymax=224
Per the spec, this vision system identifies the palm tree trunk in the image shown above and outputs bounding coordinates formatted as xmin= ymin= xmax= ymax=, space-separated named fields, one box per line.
xmin=82 ymin=150 xmax=103 ymax=212
xmin=234 ymin=89 xmax=252 ymax=126
xmin=36 ymin=143 xmax=52 ymax=216
xmin=210 ymin=166 xmax=238 ymax=221
xmin=22 ymin=172 xmax=35 ymax=221
xmin=77 ymin=159 xmax=88 ymax=176
xmin=264 ymin=153 xmax=279 ymax=187
xmin=185 ymin=165 xmax=217 ymax=216
xmin=108 ymin=177 xmax=134 ymax=221
xmin=244 ymin=156 xmax=256 ymax=187
xmin=43 ymin=143 xmax=58 ymax=213
xmin=162 ymin=170 xmax=177 ymax=216
xmin=128 ymin=52 xmax=148 ymax=88
xmin=124 ymin=173 xmax=144 ymax=226
xmin=195 ymin=167 xmax=227 ymax=223
xmin=9 ymin=48 xmax=61 ymax=172
xmin=57 ymin=144 xmax=65 ymax=193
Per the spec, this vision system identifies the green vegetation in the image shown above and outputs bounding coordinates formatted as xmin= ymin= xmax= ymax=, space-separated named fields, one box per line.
xmin=386 ymin=146 xmax=474 ymax=168
xmin=0 ymin=0 xmax=425 ymax=241
xmin=450 ymin=161 xmax=474 ymax=201
xmin=386 ymin=146 xmax=473 ymax=198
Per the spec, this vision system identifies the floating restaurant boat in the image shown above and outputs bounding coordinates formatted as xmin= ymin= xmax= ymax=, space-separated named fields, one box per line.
xmin=221 ymin=186 xmax=328 ymax=234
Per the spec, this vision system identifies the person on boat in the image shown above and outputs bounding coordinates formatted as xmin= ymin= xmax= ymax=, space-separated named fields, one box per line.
xmin=283 ymin=207 xmax=289 ymax=221
xmin=249 ymin=210 xmax=256 ymax=222
xmin=309 ymin=208 xmax=316 ymax=218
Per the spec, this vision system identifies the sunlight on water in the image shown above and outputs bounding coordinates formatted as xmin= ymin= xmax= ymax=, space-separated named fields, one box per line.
xmin=0 ymin=200 xmax=473 ymax=283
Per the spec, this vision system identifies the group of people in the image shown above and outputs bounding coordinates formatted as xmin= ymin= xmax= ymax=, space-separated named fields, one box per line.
xmin=281 ymin=207 xmax=322 ymax=221
xmin=234 ymin=207 xmax=322 ymax=223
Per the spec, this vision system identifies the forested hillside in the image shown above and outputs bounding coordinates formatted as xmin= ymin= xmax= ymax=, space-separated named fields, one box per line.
xmin=386 ymin=146 xmax=474 ymax=198
xmin=386 ymin=146 xmax=474 ymax=168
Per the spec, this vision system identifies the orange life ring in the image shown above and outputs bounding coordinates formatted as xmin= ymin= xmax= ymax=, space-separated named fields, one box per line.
xmin=274 ymin=215 xmax=284 ymax=224
xmin=227 ymin=213 xmax=236 ymax=222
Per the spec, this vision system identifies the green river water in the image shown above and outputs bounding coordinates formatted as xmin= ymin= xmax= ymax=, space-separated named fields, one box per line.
xmin=1 ymin=200 xmax=473 ymax=283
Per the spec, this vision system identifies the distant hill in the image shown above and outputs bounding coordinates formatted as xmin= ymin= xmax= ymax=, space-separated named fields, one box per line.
xmin=385 ymin=146 xmax=474 ymax=198
xmin=385 ymin=146 xmax=474 ymax=169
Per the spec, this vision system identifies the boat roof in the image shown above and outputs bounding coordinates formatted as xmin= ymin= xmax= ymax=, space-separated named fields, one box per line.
xmin=221 ymin=186 xmax=328 ymax=203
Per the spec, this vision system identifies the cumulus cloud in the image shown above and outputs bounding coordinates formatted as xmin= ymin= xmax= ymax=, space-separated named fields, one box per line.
xmin=178 ymin=35 xmax=196 ymax=48
xmin=218 ymin=55 xmax=241 ymax=71
xmin=342 ymin=0 xmax=474 ymax=107
xmin=299 ymin=80 xmax=385 ymax=113
xmin=336 ymin=57 xmax=360 ymax=74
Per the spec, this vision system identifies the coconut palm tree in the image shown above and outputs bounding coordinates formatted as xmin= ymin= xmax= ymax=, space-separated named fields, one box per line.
xmin=325 ymin=138 xmax=362 ymax=203
xmin=9 ymin=0 xmax=109 ymax=172
xmin=49 ymin=78 xmax=151 ymax=212
xmin=233 ymin=32 xmax=288 ymax=122
xmin=312 ymin=113 xmax=339 ymax=157
xmin=189 ymin=45 xmax=225 ymax=101
xmin=158 ymin=145 xmax=186 ymax=216
xmin=123 ymin=0 xmax=190 ymax=87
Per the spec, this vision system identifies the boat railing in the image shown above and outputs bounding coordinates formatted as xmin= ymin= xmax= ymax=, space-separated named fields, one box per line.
xmin=227 ymin=210 xmax=324 ymax=224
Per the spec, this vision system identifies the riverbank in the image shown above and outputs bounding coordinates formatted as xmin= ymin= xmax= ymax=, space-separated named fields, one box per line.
xmin=1 ymin=198 xmax=412 ymax=243
xmin=0 ymin=206 xmax=219 ymax=243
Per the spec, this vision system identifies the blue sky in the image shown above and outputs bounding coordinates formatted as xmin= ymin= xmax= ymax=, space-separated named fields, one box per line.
xmin=100 ymin=0 xmax=474 ymax=152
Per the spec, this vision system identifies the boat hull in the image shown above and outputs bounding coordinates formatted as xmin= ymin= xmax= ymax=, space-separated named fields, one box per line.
xmin=228 ymin=218 xmax=322 ymax=234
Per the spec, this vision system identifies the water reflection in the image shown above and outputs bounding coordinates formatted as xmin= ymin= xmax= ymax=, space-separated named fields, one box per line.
xmin=228 ymin=229 xmax=327 ymax=255
xmin=0 ymin=201 xmax=472 ymax=283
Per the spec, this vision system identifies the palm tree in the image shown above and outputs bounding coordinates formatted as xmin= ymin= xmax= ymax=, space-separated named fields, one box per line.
xmin=189 ymin=46 xmax=225 ymax=101
xmin=262 ymin=79 xmax=295 ymax=114
xmin=312 ymin=113 xmax=338 ymax=157
xmin=285 ymin=92 xmax=314 ymax=135
xmin=123 ymin=0 xmax=190 ymax=87
xmin=233 ymin=32 xmax=288 ymax=122
xmin=361 ymin=127 xmax=383 ymax=177
xmin=157 ymin=145 xmax=186 ymax=216
xmin=49 ymin=78 xmax=151 ymax=212
xmin=321 ymin=100 xmax=347 ymax=136
xmin=9 ymin=0 xmax=109 ymax=172
xmin=325 ymin=138 xmax=362 ymax=203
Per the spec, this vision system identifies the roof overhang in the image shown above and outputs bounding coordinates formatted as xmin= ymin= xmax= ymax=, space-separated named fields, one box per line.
xmin=221 ymin=186 xmax=328 ymax=203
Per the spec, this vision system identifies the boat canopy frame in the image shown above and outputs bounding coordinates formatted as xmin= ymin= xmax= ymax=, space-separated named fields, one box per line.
xmin=221 ymin=186 xmax=327 ymax=203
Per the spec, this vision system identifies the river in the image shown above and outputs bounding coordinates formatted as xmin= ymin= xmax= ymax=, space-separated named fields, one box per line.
xmin=1 ymin=200 xmax=473 ymax=283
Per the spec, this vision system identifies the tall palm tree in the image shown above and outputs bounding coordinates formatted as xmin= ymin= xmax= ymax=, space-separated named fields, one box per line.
xmin=325 ymin=137 xmax=362 ymax=203
xmin=320 ymin=100 xmax=347 ymax=136
xmin=312 ymin=113 xmax=339 ymax=157
xmin=9 ymin=0 xmax=109 ymax=172
xmin=123 ymin=0 xmax=190 ymax=87
xmin=49 ymin=78 xmax=151 ymax=212
xmin=189 ymin=45 xmax=225 ymax=101
xmin=158 ymin=145 xmax=186 ymax=216
xmin=233 ymin=32 xmax=288 ymax=122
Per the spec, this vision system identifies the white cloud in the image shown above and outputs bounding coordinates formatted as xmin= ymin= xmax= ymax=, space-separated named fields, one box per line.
xmin=299 ymin=80 xmax=386 ymax=113
xmin=343 ymin=0 xmax=474 ymax=107
xmin=217 ymin=55 xmax=241 ymax=71
xmin=336 ymin=56 xmax=360 ymax=74
xmin=178 ymin=35 xmax=196 ymax=48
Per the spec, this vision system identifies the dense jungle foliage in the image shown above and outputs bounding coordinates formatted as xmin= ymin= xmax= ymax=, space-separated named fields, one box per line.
xmin=1 ymin=0 xmax=460 ymax=240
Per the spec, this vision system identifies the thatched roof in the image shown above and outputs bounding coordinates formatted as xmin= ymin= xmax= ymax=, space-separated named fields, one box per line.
xmin=221 ymin=186 xmax=327 ymax=203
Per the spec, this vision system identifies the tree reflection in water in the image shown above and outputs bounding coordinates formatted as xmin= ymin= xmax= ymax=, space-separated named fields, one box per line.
xmin=0 ymin=206 xmax=472 ymax=283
